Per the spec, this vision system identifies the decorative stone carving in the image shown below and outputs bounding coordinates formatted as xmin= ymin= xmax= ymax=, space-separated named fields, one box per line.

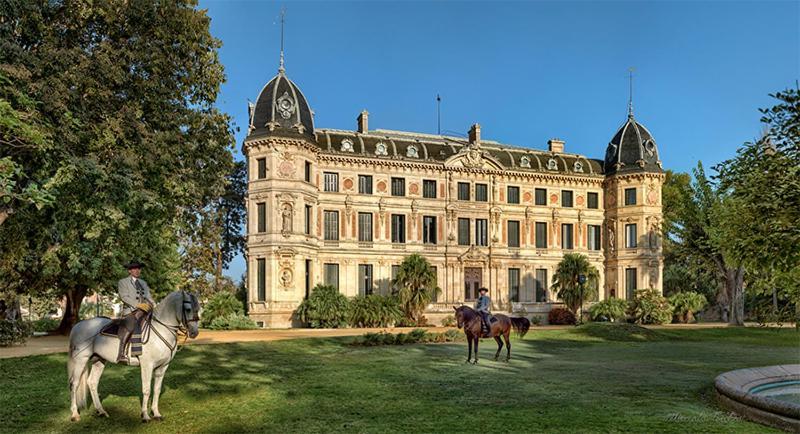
xmin=490 ymin=207 xmax=502 ymax=243
xmin=340 ymin=138 xmax=355 ymax=152
xmin=648 ymin=259 xmax=659 ymax=289
xmin=547 ymin=158 xmax=558 ymax=170
xmin=378 ymin=197 xmax=387 ymax=225
xmin=606 ymin=190 xmax=617 ymax=207
xmin=576 ymin=195 xmax=585 ymax=207
xmin=278 ymin=160 xmax=295 ymax=178
xmin=276 ymin=91 xmax=295 ymax=120
xmin=523 ymin=191 xmax=532 ymax=203
xmin=375 ymin=142 xmax=388 ymax=156
xmin=550 ymin=193 xmax=559 ymax=205
xmin=646 ymin=181 xmax=659 ymax=205
xmin=647 ymin=216 xmax=661 ymax=251
xmin=276 ymin=247 xmax=297 ymax=290
xmin=281 ymin=204 xmax=293 ymax=237
xmin=406 ymin=145 xmax=419 ymax=158
xmin=645 ymin=140 xmax=656 ymax=157
xmin=409 ymin=182 xmax=419 ymax=195
xmin=376 ymin=180 xmax=387 ymax=193
xmin=520 ymin=156 xmax=531 ymax=168
xmin=343 ymin=177 xmax=354 ymax=191
xmin=573 ymin=161 xmax=583 ymax=172
xmin=607 ymin=218 xmax=616 ymax=255
xmin=463 ymin=144 xmax=483 ymax=169
xmin=344 ymin=195 xmax=353 ymax=218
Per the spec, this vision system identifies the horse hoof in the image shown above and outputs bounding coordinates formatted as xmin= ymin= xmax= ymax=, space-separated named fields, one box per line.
xmin=70 ymin=415 xmax=80 ymax=422
xmin=141 ymin=418 xmax=150 ymax=424
xmin=153 ymin=416 xmax=163 ymax=422
xmin=472 ymin=360 xmax=479 ymax=365
xmin=96 ymin=410 xmax=109 ymax=418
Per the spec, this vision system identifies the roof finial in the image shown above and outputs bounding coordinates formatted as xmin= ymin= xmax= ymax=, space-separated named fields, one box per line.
xmin=628 ymin=67 xmax=635 ymax=118
xmin=278 ymin=6 xmax=286 ymax=74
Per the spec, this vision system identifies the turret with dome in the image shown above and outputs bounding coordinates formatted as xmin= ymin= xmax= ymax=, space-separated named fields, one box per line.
xmin=247 ymin=64 xmax=315 ymax=139
xmin=603 ymin=107 xmax=662 ymax=175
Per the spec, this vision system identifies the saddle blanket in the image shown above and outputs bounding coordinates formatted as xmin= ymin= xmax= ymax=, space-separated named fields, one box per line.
xmin=99 ymin=315 xmax=151 ymax=358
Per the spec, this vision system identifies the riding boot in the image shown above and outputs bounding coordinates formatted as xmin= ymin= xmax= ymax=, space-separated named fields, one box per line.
xmin=117 ymin=327 xmax=132 ymax=364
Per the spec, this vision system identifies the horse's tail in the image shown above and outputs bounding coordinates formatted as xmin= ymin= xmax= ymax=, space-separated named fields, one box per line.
xmin=67 ymin=355 xmax=89 ymax=410
xmin=510 ymin=317 xmax=531 ymax=339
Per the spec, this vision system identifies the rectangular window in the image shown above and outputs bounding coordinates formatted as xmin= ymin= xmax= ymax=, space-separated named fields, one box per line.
xmin=625 ymin=268 xmax=637 ymax=299
xmin=475 ymin=183 xmax=488 ymax=202
xmin=257 ymin=203 xmax=266 ymax=233
xmin=358 ymin=175 xmax=373 ymax=194
xmin=423 ymin=216 xmax=437 ymax=244
xmin=323 ymin=172 xmax=338 ymax=192
xmin=430 ymin=266 xmax=438 ymax=302
xmin=323 ymin=210 xmax=339 ymax=241
xmin=324 ymin=263 xmax=339 ymax=290
xmin=257 ymin=158 xmax=266 ymax=179
xmin=358 ymin=264 xmax=373 ymax=296
xmin=562 ymin=223 xmax=574 ymax=250
xmin=458 ymin=182 xmax=470 ymax=201
xmin=562 ymin=190 xmax=573 ymax=208
xmin=257 ymin=258 xmax=266 ymax=301
xmin=535 ymin=269 xmax=548 ymax=302
xmin=458 ymin=218 xmax=470 ymax=246
xmin=391 ymin=177 xmax=405 ymax=197
xmin=535 ymin=222 xmax=547 ymax=249
xmin=304 ymin=205 xmax=312 ymax=235
xmin=587 ymin=192 xmax=599 ymax=209
xmin=508 ymin=268 xmax=520 ymax=302
xmin=626 ymin=223 xmax=637 ymax=248
xmin=358 ymin=212 xmax=373 ymax=242
xmin=508 ymin=220 xmax=520 ymax=248
xmin=304 ymin=161 xmax=311 ymax=182
xmin=391 ymin=214 xmax=406 ymax=243
xmin=625 ymin=188 xmax=637 ymax=206
xmin=507 ymin=186 xmax=520 ymax=204
xmin=423 ymin=180 xmax=437 ymax=198
xmin=535 ymin=188 xmax=547 ymax=206
xmin=475 ymin=219 xmax=488 ymax=246
xmin=588 ymin=224 xmax=601 ymax=250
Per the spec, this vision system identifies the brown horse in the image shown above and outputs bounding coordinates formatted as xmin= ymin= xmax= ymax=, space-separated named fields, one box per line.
xmin=454 ymin=306 xmax=530 ymax=364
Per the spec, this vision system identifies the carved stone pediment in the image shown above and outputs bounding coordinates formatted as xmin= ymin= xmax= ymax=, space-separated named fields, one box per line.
xmin=444 ymin=145 xmax=505 ymax=171
xmin=459 ymin=245 xmax=488 ymax=264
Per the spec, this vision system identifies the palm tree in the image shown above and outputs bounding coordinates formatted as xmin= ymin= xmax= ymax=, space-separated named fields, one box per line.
xmin=551 ymin=253 xmax=600 ymax=315
xmin=393 ymin=254 xmax=440 ymax=323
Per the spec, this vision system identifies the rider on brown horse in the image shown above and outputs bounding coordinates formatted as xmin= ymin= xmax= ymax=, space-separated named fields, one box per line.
xmin=474 ymin=287 xmax=491 ymax=336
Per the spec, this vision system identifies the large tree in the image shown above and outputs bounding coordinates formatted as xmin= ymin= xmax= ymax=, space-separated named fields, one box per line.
xmin=550 ymin=253 xmax=599 ymax=315
xmin=393 ymin=254 xmax=440 ymax=324
xmin=0 ymin=0 xmax=235 ymax=332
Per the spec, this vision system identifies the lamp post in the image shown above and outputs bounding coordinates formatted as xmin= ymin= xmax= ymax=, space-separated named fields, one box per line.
xmin=578 ymin=274 xmax=587 ymax=324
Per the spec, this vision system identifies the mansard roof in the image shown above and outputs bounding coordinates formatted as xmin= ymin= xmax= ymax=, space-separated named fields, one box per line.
xmin=313 ymin=128 xmax=604 ymax=176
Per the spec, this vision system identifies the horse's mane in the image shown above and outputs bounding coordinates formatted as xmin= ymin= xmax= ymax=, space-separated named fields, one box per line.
xmin=456 ymin=305 xmax=478 ymax=320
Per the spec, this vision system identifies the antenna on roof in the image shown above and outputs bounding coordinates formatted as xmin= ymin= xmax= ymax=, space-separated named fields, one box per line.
xmin=436 ymin=94 xmax=441 ymax=135
xmin=628 ymin=67 xmax=635 ymax=118
xmin=278 ymin=6 xmax=286 ymax=73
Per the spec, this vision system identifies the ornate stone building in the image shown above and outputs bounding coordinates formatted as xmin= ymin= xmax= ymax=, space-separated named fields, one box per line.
xmin=243 ymin=64 xmax=664 ymax=327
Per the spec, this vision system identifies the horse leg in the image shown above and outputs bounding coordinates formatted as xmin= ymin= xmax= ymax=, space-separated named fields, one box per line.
xmin=504 ymin=331 xmax=512 ymax=362
xmin=151 ymin=364 xmax=169 ymax=421
xmin=493 ymin=336 xmax=503 ymax=361
xmin=68 ymin=353 xmax=90 ymax=422
xmin=88 ymin=360 xmax=108 ymax=417
xmin=466 ymin=334 xmax=473 ymax=363
xmin=140 ymin=362 xmax=154 ymax=422
xmin=473 ymin=337 xmax=480 ymax=364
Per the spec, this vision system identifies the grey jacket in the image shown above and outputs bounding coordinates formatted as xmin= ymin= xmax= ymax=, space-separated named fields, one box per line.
xmin=117 ymin=277 xmax=155 ymax=315
xmin=474 ymin=295 xmax=491 ymax=313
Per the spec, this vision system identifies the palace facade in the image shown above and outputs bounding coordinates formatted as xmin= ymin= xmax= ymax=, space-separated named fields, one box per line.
xmin=243 ymin=65 xmax=664 ymax=328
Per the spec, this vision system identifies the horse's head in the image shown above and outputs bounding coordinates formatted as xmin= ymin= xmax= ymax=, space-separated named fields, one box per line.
xmin=453 ymin=306 xmax=467 ymax=329
xmin=178 ymin=291 xmax=200 ymax=338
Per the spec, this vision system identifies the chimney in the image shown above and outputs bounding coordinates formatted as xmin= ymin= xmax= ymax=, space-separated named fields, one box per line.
xmin=357 ymin=110 xmax=369 ymax=133
xmin=548 ymin=138 xmax=565 ymax=153
xmin=468 ymin=123 xmax=481 ymax=145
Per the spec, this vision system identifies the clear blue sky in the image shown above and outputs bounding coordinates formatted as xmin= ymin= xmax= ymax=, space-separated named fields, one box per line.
xmin=199 ymin=0 xmax=799 ymax=281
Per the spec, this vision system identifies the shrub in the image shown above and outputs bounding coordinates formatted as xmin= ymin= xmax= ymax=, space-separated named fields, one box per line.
xmin=440 ymin=315 xmax=456 ymax=327
xmin=628 ymin=289 xmax=673 ymax=325
xmin=548 ymin=307 xmax=576 ymax=325
xmin=576 ymin=322 xmax=667 ymax=342
xmin=31 ymin=317 xmax=60 ymax=333
xmin=589 ymin=298 xmax=629 ymax=322
xmin=348 ymin=294 xmax=403 ymax=327
xmin=296 ymin=284 xmax=350 ymax=328
xmin=79 ymin=301 xmax=115 ymax=319
xmin=668 ymin=292 xmax=707 ymax=323
xmin=530 ymin=316 xmax=542 ymax=326
xmin=202 ymin=292 xmax=244 ymax=327
xmin=208 ymin=313 xmax=258 ymax=330
xmin=0 ymin=321 xmax=33 ymax=346
xmin=351 ymin=328 xmax=464 ymax=346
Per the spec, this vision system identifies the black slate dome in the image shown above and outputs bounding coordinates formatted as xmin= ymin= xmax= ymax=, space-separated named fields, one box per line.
xmin=604 ymin=112 xmax=662 ymax=175
xmin=248 ymin=69 xmax=314 ymax=138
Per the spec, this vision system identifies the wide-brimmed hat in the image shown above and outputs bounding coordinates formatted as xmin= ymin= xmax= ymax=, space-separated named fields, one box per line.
xmin=478 ymin=287 xmax=489 ymax=293
xmin=124 ymin=260 xmax=145 ymax=270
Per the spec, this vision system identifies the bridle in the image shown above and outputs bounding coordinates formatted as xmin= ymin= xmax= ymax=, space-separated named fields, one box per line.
xmin=151 ymin=290 xmax=199 ymax=352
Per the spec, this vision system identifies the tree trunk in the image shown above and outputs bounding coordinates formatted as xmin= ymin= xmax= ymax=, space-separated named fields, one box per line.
xmin=55 ymin=285 xmax=88 ymax=335
xmin=0 ymin=208 xmax=11 ymax=226
xmin=726 ymin=267 xmax=745 ymax=326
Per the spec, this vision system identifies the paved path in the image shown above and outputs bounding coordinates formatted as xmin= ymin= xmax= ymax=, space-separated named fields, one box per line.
xmin=0 ymin=322 xmax=743 ymax=360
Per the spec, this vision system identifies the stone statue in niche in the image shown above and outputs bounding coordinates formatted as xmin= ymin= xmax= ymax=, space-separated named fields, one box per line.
xmin=607 ymin=219 xmax=616 ymax=255
xmin=281 ymin=204 xmax=293 ymax=235
xmin=280 ymin=268 xmax=293 ymax=288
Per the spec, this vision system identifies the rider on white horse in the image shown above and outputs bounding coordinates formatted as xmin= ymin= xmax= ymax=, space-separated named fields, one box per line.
xmin=116 ymin=260 xmax=155 ymax=364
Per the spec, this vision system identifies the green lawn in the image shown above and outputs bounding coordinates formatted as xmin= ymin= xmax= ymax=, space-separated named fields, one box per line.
xmin=1 ymin=326 xmax=797 ymax=433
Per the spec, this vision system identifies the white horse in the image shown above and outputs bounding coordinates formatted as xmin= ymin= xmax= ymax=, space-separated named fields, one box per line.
xmin=67 ymin=291 xmax=200 ymax=422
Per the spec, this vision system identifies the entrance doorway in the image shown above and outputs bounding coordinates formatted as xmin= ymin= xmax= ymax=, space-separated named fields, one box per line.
xmin=464 ymin=267 xmax=483 ymax=301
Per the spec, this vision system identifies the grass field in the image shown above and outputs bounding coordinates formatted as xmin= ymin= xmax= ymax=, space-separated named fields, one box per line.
xmin=1 ymin=325 xmax=797 ymax=433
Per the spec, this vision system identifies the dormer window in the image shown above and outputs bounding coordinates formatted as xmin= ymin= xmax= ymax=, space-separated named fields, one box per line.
xmin=375 ymin=142 xmax=388 ymax=156
xmin=520 ymin=156 xmax=531 ymax=168
xmin=407 ymin=145 xmax=419 ymax=158
xmin=340 ymin=138 xmax=355 ymax=152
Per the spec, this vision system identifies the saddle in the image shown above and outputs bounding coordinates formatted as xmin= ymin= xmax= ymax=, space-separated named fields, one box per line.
xmin=100 ymin=312 xmax=152 ymax=359
xmin=480 ymin=314 xmax=497 ymax=337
